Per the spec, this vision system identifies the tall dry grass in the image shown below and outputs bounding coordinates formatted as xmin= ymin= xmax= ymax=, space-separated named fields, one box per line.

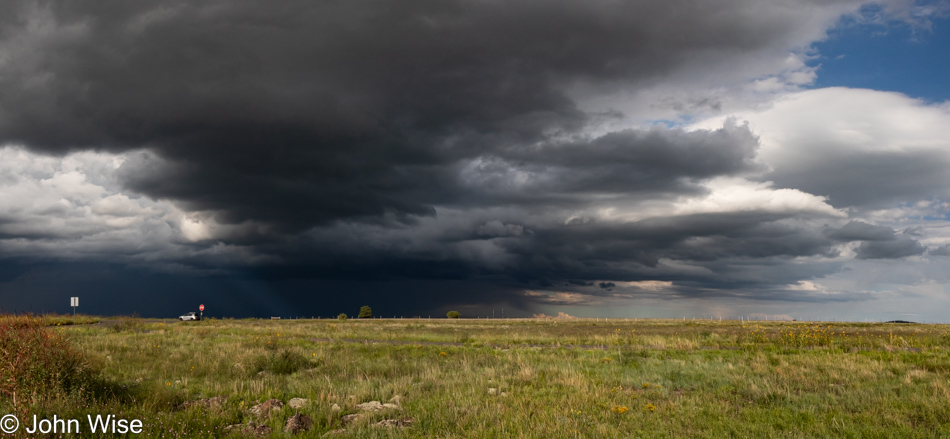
xmin=0 ymin=315 xmax=94 ymax=414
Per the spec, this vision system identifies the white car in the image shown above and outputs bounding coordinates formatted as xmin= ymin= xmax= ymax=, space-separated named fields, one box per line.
xmin=179 ymin=312 xmax=200 ymax=321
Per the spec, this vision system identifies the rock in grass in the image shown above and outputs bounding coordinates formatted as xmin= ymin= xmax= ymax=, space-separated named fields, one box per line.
xmin=330 ymin=403 xmax=342 ymax=412
xmin=249 ymin=399 xmax=284 ymax=417
xmin=288 ymin=398 xmax=309 ymax=409
xmin=356 ymin=401 xmax=383 ymax=411
xmin=179 ymin=395 xmax=227 ymax=411
xmin=375 ymin=417 xmax=413 ymax=427
xmin=356 ymin=400 xmax=400 ymax=412
xmin=284 ymin=413 xmax=313 ymax=434
xmin=323 ymin=428 xmax=346 ymax=436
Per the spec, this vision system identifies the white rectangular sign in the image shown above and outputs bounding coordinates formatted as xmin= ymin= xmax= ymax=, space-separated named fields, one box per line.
xmin=70 ymin=297 xmax=78 ymax=307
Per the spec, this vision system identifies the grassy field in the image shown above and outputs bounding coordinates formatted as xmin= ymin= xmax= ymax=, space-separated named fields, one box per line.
xmin=4 ymin=316 xmax=950 ymax=437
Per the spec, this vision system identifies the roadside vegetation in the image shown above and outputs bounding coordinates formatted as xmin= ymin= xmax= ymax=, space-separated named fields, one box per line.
xmin=3 ymin=315 xmax=950 ymax=437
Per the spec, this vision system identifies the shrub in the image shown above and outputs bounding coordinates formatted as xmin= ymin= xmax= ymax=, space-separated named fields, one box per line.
xmin=337 ymin=313 xmax=348 ymax=321
xmin=254 ymin=349 xmax=309 ymax=375
xmin=0 ymin=315 xmax=95 ymax=411
xmin=358 ymin=305 xmax=373 ymax=319
xmin=111 ymin=315 xmax=144 ymax=332
xmin=446 ymin=311 xmax=461 ymax=319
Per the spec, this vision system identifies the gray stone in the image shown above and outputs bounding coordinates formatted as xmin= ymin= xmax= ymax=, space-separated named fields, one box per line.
xmin=284 ymin=413 xmax=313 ymax=434
xmin=249 ymin=399 xmax=284 ymax=418
xmin=356 ymin=400 xmax=401 ymax=412
xmin=356 ymin=401 xmax=383 ymax=411
xmin=288 ymin=398 xmax=310 ymax=409
xmin=375 ymin=417 xmax=413 ymax=427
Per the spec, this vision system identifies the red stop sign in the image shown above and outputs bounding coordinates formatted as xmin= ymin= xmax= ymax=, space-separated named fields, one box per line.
xmin=199 ymin=304 xmax=205 ymax=311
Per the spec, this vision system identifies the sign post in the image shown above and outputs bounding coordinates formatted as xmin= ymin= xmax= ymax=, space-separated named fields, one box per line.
xmin=199 ymin=304 xmax=204 ymax=320
xmin=70 ymin=297 xmax=79 ymax=316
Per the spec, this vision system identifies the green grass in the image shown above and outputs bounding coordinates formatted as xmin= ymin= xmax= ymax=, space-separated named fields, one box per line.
xmin=11 ymin=313 xmax=102 ymax=327
xmin=5 ymin=317 xmax=950 ymax=437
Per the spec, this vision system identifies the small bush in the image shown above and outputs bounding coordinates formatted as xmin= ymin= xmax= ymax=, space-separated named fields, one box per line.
xmin=446 ymin=311 xmax=461 ymax=319
xmin=254 ymin=349 xmax=309 ymax=375
xmin=111 ymin=315 xmax=145 ymax=332
xmin=337 ymin=313 xmax=348 ymax=321
xmin=359 ymin=305 xmax=373 ymax=319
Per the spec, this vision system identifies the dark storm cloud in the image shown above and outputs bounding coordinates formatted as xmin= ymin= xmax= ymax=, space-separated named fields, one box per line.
xmin=768 ymin=150 xmax=950 ymax=209
xmin=270 ymin=202 xmax=933 ymax=307
xmin=1 ymin=0 xmax=842 ymax=229
xmin=482 ymin=122 xmax=761 ymax=201
xmin=930 ymin=244 xmax=950 ymax=256
xmin=827 ymin=221 xmax=897 ymax=241
xmin=276 ymin=209 xmax=848 ymax=304
xmin=854 ymin=238 xmax=925 ymax=259
xmin=825 ymin=221 xmax=925 ymax=259
xmin=522 ymin=212 xmax=839 ymax=271
xmin=113 ymin=121 xmax=760 ymax=232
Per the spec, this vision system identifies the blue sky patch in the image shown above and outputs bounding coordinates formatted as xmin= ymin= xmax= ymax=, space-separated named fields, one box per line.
xmin=810 ymin=13 xmax=950 ymax=102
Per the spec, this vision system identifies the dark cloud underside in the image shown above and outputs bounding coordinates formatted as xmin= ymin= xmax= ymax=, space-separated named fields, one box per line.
xmin=1 ymin=0 xmax=846 ymax=228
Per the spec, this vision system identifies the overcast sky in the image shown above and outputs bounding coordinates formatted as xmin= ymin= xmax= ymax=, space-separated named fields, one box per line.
xmin=2 ymin=0 xmax=950 ymax=320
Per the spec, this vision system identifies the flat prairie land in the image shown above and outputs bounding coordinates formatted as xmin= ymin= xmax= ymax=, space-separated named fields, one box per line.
xmin=9 ymin=317 xmax=950 ymax=437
